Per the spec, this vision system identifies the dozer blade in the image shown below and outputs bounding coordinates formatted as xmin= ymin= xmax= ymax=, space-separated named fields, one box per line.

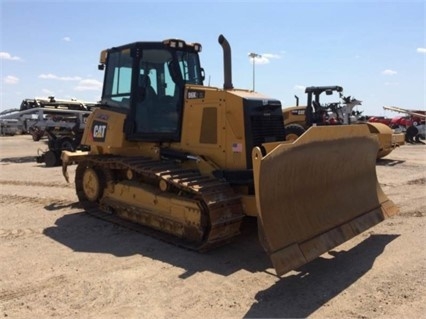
xmin=252 ymin=125 xmax=398 ymax=276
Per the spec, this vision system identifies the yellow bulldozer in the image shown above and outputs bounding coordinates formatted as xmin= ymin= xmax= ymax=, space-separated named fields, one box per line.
xmin=62 ymin=35 xmax=398 ymax=276
xmin=283 ymin=86 xmax=405 ymax=159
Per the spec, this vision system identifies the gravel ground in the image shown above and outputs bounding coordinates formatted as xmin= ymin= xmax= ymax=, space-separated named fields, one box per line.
xmin=0 ymin=135 xmax=425 ymax=319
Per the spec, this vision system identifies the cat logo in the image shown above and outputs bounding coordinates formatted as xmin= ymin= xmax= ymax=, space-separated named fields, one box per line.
xmin=92 ymin=121 xmax=107 ymax=142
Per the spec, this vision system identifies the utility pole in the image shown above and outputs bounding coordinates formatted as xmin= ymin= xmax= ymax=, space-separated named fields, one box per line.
xmin=248 ymin=52 xmax=261 ymax=91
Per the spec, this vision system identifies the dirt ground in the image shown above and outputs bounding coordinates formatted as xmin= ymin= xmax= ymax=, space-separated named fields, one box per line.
xmin=0 ymin=134 xmax=425 ymax=319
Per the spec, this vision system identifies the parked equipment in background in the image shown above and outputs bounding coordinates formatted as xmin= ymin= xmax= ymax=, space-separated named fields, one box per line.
xmin=382 ymin=106 xmax=425 ymax=144
xmin=36 ymin=120 xmax=85 ymax=167
xmin=282 ymin=86 xmax=405 ymax=158
xmin=19 ymin=96 xmax=95 ymax=111
xmin=0 ymin=118 xmax=21 ymax=136
xmin=0 ymin=97 xmax=95 ymax=140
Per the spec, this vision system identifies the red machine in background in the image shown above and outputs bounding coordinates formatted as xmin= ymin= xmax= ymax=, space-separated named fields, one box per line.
xmin=367 ymin=116 xmax=392 ymax=127
xmin=375 ymin=106 xmax=426 ymax=143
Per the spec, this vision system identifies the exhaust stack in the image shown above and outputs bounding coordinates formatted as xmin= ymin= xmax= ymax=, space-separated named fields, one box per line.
xmin=218 ymin=34 xmax=234 ymax=90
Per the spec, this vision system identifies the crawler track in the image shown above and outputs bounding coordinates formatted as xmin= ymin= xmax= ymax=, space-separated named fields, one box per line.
xmin=75 ymin=155 xmax=245 ymax=251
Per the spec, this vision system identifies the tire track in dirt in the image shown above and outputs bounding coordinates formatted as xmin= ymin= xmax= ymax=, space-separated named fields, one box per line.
xmin=0 ymin=275 xmax=68 ymax=302
xmin=407 ymin=177 xmax=426 ymax=185
xmin=0 ymin=156 xmax=38 ymax=164
xmin=0 ymin=193 xmax=81 ymax=240
xmin=0 ymin=194 xmax=77 ymax=208
xmin=0 ymin=179 xmax=72 ymax=188
xmin=0 ymin=228 xmax=44 ymax=240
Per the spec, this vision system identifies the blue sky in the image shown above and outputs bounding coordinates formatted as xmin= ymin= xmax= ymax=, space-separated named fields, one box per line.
xmin=1 ymin=0 xmax=425 ymax=116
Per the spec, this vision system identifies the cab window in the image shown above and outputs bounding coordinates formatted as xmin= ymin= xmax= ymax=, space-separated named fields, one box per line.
xmin=102 ymin=49 xmax=132 ymax=109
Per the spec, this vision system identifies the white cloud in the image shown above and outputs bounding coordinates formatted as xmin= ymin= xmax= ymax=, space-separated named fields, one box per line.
xmin=417 ymin=48 xmax=426 ymax=54
xmin=248 ymin=52 xmax=282 ymax=65
xmin=74 ymin=79 xmax=103 ymax=91
xmin=4 ymin=75 xmax=19 ymax=84
xmin=382 ymin=69 xmax=397 ymax=76
xmin=63 ymin=36 xmax=71 ymax=42
xmin=0 ymin=52 xmax=22 ymax=61
xmin=42 ymin=88 xmax=55 ymax=95
xmin=294 ymin=85 xmax=306 ymax=90
xmin=262 ymin=53 xmax=281 ymax=59
xmin=39 ymin=73 xmax=82 ymax=81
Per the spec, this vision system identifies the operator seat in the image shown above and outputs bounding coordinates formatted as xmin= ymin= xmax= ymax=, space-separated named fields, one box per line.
xmin=312 ymin=100 xmax=326 ymax=125
xmin=135 ymin=74 xmax=157 ymax=132
xmin=312 ymin=100 xmax=321 ymax=111
xmin=139 ymin=75 xmax=157 ymax=103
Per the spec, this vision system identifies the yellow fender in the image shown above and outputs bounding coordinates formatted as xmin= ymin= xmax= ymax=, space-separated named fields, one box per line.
xmin=61 ymin=150 xmax=89 ymax=183
xmin=366 ymin=122 xmax=404 ymax=159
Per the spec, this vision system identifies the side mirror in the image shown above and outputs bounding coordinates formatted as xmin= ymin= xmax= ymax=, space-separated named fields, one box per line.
xmin=167 ymin=60 xmax=183 ymax=85
xmin=201 ymin=68 xmax=205 ymax=83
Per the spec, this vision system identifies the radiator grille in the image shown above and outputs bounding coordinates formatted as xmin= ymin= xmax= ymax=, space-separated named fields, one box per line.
xmin=250 ymin=114 xmax=286 ymax=146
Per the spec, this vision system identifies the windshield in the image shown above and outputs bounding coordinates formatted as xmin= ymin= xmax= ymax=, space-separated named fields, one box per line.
xmin=100 ymin=43 xmax=203 ymax=141
xmin=134 ymin=48 xmax=182 ymax=137
xmin=175 ymin=51 xmax=203 ymax=85
xmin=102 ymin=49 xmax=133 ymax=109
xmin=101 ymin=46 xmax=203 ymax=110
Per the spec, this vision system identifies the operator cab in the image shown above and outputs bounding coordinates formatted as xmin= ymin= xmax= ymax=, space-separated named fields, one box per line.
xmin=99 ymin=39 xmax=204 ymax=142
xmin=305 ymin=86 xmax=343 ymax=126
